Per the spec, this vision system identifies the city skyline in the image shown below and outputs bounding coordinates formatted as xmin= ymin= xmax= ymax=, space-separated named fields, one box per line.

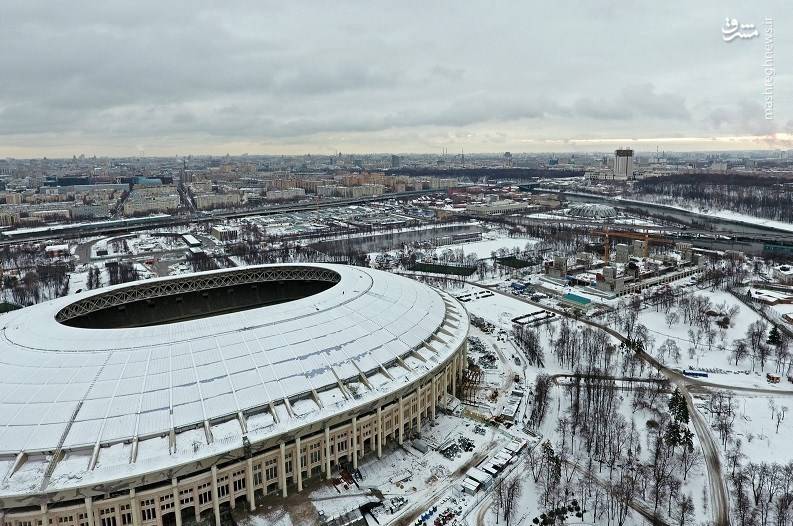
xmin=1 ymin=1 xmax=790 ymax=157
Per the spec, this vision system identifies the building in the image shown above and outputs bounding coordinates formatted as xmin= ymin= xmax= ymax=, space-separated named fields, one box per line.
xmin=615 ymin=243 xmax=630 ymax=264
xmin=44 ymin=244 xmax=70 ymax=257
xmin=181 ymin=233 xmax=201 ymax=247
xmin=559 ymin=292 xmax=593 ymax=312
xmin=123 ymin=187 xmax=180 ymax=216
xmin=676 ymin=242 xmax=693 ymax=263
xmin=546 ymin=256 xmax=568 ymax=278
xmin=596 ymin=266 xmax=625 ymax=293
xmin=0 ymin=264 xmax=469 ymax=526
xmin=614 ymin=149 xmax=634 ymax=179
xmin=317 ymin=185 xmax=340 ymax=197
xmin=193 ymin=192 xmax=241 ymax=210
xmin=71 ymin=204 xmax=111 ymax=220
xmin=566 ymin=203 xmax=617 ymax=220
xmin=210 ymin=225 xmax=239 ymax=242
xmin=774 ymin=265 xmax=793 ymax=285
xmin=0 ymin=211 xmax=19 ymax=226
xmin=466 ymin=200 xmax=528 ymax=215
xmin=3 ymin=192 xmax=23 ymax=205
xmin=314 ymin=185 xmax=385 ymax=199
xmin=265 ymin=188 xmax=305 ymax=201
xmin=31 ymin=209 xmax=70 ymax=221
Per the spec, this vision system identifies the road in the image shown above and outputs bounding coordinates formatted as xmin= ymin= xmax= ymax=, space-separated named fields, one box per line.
xmin=681 ymin=386 xmax=730 ymax=526
xmin=466 ymin=281 xmax=733 ymax=526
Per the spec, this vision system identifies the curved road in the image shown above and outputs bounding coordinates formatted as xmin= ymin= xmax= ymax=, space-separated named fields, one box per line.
xmin=400 ymin=272 xmax=793 ymax=526
xmin=471 ymin=281 xmax=732 ymax=526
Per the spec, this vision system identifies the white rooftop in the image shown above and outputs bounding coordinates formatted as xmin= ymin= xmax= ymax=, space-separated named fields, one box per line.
xmin=0 ymin=263 xmax=468 ymax=498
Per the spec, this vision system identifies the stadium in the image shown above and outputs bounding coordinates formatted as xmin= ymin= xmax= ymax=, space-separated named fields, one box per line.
xmin=0 ymin=264 xmax=469 ymax=526
xmin=565 ymin=203 xmax=618 ymax=220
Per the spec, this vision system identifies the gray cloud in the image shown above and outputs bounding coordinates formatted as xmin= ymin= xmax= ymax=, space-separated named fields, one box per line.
xmin=573 ymin=85 xmax=690 ymax=121
xmin=0 ymin=0 xmax=790 ymax=155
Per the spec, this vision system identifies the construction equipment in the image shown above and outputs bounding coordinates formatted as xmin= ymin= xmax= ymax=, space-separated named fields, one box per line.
xmin=592 ymin=228 xmax=674 ymax=262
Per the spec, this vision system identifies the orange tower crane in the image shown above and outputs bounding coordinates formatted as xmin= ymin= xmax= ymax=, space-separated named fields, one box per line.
xmin=593 ymin=228 xmax=673 ymax=262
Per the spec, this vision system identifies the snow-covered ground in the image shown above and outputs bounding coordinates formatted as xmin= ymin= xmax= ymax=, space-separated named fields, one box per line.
xmin=733 ymin=394 xmax=793 ymax=464
xmin=439 ymin=234 xmax=539 ymax=259
xmin=631 ymin=288 xmax=793 ymax=392
xmin=67 ymin=262 xmax=154 ymax=295
xmin=91 ymin=234 xmax=187 ymax=259
xmin=623 ymin=196 xmax=793 ymax=234
xmin=236 ymin=413 xmax=517 ymax=526
xmin=639 ymin=290 xmax=758 ymax=370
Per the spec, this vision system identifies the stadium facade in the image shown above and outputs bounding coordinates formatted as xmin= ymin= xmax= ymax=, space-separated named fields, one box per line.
xmin=0 ymin=264 xmax=469 ymax=526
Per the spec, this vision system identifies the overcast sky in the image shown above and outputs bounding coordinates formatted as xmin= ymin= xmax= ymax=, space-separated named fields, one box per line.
xmin=1 ymin=1 xmax=791 ymax=157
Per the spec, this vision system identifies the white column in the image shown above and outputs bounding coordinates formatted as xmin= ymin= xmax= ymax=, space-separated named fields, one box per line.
xmin=210 ymin=465 xmax=221 ymax=526
xmin=431 ymin=378 xmax=437 ymax=420
xmin=377 ymin=406 xmax=383 ymax=458
xmin=295 ymin=436 xmax=303 ymax=492
xmin=351 ymin=417 xmax=358 ymax=469
xmin=172 ymin=479 xmax=182 ymax=526
xmin=279 ymin=442 xmax=287 ymax=498
xmin=462 ymin=340 xmax=468 ymax=367
xmin=324 ymin=425 xmax=332 ymax=479
xmin=131 ymin=489 xmax=141 ymax=526
xmin=451 ymin=362 xmax=457 ymax=396
xmin=398 ymin=396 xmax=404 ymax=445
xmin=84 ymin=497 xmax=95 ymax=526
xmin=40 ymin=503 xmax=48 ymax=526
xmin=246 ymin=459 xmax=256 ymax=511
xmin=414 ymin=386 xmax=421 ymax=429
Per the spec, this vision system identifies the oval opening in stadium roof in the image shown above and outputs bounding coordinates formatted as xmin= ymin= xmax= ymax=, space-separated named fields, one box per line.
xmin=56 ymin=266 xmax=341 ymax=329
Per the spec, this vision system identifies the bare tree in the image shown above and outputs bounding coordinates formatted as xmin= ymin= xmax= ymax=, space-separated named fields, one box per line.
xmin=673 ymin=493 xmax=695 ymax=526
xmin=732 ymin=340 xmax=750 ymax=366
xmin=747 ymin=320 xmax=769 ymax=371
xmin=503 ymin=476 xmax=522 ymax=525
xmin=774 ymin=404 xmax=788 ymax=433
xmin=529 ymin=374 xmax=552 ymax=428
xmin=665 ymin=310 xmax=680 ymax=328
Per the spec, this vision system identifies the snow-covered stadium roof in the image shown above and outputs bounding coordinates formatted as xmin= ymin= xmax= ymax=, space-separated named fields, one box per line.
xmin=0 ymin=264 xmax=468 ymax=497
xmin=566 ymin=203 xmax=618 ymax=219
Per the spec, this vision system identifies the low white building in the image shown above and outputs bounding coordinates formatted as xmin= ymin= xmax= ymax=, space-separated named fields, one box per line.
xmin=466 ymin=199 xmax=528 ymax=215
xmin=774 ymin=265 xmax=793 ymax=285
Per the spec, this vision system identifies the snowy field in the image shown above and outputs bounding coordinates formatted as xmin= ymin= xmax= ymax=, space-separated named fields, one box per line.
xmin=91 ymin=234 xmax=187 ymax=258
xmin=640 ymin=290 xmax=759 ymax=369
xmin=439 ymin=234 xmax=539 ymax=258
xmin=68 ymin=262 xmax=154 ymax=294
xmin=697 ymin=392 xmax=793 ymax=466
